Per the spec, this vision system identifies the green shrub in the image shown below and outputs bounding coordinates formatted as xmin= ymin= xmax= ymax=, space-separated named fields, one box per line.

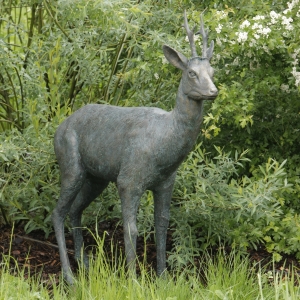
xmin=169 ymin=144 xmax=291 ymax=268
xmin=0 ymin=125 xmax=58 ymax=235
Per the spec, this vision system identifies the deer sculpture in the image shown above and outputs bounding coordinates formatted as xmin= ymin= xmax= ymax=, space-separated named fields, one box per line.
xmin=52 ymin=11 xmax=218 ymax=284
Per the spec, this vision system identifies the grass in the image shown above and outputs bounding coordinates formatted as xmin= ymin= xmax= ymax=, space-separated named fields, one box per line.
xmin=0 ymin=259 xmax=64 ymax=299
xmin=0 ymin=234 xmax=300 ymax=299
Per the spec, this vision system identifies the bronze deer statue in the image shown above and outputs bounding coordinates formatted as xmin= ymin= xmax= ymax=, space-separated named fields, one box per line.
xmin=52 ymin=11 xmax=218 ymax=283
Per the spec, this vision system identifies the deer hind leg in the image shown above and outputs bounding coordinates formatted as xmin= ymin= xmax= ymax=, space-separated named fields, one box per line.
xmin=52 ymin=164 xmax=85 ymax=284
xmin=153 ymin=173 xmax=176 ymax=276
xmin=117 ymin=182 xmax=144 ymax=273
xmin=69 ymin=177 xmax=109 ymax=268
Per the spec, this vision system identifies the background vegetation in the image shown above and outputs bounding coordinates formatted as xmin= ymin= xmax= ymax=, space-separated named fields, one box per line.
xmin=1 ymin=0 xmax=300 ymax=268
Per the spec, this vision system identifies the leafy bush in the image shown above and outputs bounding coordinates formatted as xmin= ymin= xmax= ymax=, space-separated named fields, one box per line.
xmin=0 ymin=125 xmax=58 ymax=235
xmin=169 ymin=145 xmax=291 ymax=268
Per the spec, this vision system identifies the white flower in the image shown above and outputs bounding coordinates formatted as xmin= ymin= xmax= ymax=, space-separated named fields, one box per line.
xmin=282 ymin=16 xmax=293 ymax=25
xmin=257 ymin=27 xmax=271 ymax=36
xmin=252 ymin=23 xmax=263 ymax=30
xmin=254 ymin=33 xmax=260 ymax=39
xmin=240 ymin=20 xmax=250 ymax=29
xmin=282 ymin=16 xmax=294 ymax=30
xmin=280 ymin=84 xmax=290 ymax=93
xmin=216 ymin=11 xmax=227 ymax=20
xmin=253 ymin=15 xmax=265 ymax=20
xmin=185 ymin=35 xmax=200 ymax=42
xmin=284 ymin=0 xmax=299 ymax=14
xmin=250 ymin=61 xmax=256 ymax=70
xmin=236 ymin=31 xmax=248 ymax=43
xmin=232 ymin=57 xmax=240 ymax=65
xmin=270 ymin=11 xmax=280 ymax=24
xmin=216 ymin=37 xmax=222 ymax=46
xmin=270 ymin=11 xmax=280 ymax=19
xmin=291 ymin=67 xmax=300 ymax=86
xmin=291 ymin=49 xmax=300 ymax=60
xmin=225 ymin=64 xmax=230 ymax=75
xmin=154 ymin=73 xmax=159 ymax=80
xmin=216 ymin=24 xmax=223 ymax=34
xmin=263 ymin=45 xmax=271 ymax=54
xmin=249 ymin=39 xmax=257 ymax=47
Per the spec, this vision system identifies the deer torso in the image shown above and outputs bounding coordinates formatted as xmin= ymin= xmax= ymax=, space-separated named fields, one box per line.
xmin=54 ymin=91 xmax=204 ymax=190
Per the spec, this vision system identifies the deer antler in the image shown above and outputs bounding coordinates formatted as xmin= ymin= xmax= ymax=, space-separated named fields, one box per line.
xmin=184 ymin=11 xmax=210 ymax=59
xmin=196 ymin=13 xmax=209 ymax=58
xmin=183 ymin=10 xmax=198 ymax=58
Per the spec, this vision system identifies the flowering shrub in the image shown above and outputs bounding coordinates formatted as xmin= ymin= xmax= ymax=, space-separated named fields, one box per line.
xmin=200 ymin=1 xmax=300 ymax=181
xmin=180 ymin=1 xmax=300 ymax=261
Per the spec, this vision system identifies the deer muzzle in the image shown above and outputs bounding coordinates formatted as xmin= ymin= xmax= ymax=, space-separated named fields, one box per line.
xmin=205 ymin=85 xmax=218 ymax=100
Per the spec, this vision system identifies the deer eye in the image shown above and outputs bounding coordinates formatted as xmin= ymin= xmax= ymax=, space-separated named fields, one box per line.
xmin=188 ymin=71 xmax=197 ymax=78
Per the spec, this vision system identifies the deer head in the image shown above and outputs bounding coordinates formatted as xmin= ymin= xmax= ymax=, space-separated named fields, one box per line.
xmin=162 ymin=11 xmax=218 ymax=101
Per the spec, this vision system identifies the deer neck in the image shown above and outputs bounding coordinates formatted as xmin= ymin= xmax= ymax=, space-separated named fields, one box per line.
xmin=171 ymin=80 xmax=204 ymax=137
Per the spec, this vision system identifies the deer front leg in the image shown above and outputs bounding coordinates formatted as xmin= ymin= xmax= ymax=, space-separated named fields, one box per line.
xmin=153 ymin=173 xmax=176 ymax=276
xmin=118 ymin=183 xmax=143 ymax=273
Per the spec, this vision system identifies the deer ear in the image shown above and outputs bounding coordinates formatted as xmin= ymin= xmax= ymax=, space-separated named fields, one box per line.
xmin=163 ymin=45 xmax=188 ymax=71
xmin=206 ymin=40 xmax=214 ymax=60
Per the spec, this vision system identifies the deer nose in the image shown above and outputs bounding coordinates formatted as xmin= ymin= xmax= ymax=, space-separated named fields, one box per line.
xmin=209 ymin=86 xmax=218 ymax=96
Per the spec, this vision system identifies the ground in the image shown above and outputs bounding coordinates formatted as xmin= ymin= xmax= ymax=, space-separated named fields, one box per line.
xmin=0 ymin=219 xmax=167 ymax=286
xmin=0 ymin=220 xmax=299 ymax=287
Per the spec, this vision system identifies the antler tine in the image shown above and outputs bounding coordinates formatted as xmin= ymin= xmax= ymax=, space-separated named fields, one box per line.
xmin=183 ymin=10 xmax=197 ymax=57
xmin=196 ymin=13 xmax=208 ymax=58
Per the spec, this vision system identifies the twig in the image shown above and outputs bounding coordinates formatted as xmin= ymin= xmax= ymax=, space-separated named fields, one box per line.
xmin=15 ymin=234 xmax=75 ymax=254
xmin=43 ymin=0 xmax=72 ymax=43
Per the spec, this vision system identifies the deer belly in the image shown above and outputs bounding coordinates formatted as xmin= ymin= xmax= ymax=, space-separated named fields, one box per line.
xmin=81 ymin=152 xmax=121 ymax=182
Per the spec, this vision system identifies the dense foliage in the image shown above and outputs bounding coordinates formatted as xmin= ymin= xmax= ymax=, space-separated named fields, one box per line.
xmin=1 ymin=0 xmax=300 ymax=265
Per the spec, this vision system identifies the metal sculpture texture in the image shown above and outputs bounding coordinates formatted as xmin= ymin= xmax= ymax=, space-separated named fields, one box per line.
xmin=52 ymin=11 xmax=218 ymax=283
